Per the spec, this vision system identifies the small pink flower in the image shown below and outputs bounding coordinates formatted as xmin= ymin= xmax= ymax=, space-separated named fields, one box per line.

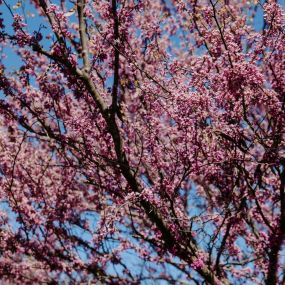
xmin=192 ymin=258 xmax=205 ymax=270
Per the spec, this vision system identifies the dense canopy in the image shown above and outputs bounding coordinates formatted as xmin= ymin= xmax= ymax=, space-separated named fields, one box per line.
xmin=0 ymin=0 xmax=285 ymax=284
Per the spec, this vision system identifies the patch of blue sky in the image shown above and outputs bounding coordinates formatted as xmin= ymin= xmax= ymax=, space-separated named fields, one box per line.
xmin=0 ymin=200 xmax=20 ymax=231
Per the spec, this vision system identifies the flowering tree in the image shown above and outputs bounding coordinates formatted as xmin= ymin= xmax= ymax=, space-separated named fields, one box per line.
xmin=0 ymin=0 xmax=284 ymax=284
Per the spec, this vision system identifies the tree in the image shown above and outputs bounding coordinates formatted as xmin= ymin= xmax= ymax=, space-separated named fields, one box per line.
xmin=0 ymin=0 xmax=284 ymax=284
